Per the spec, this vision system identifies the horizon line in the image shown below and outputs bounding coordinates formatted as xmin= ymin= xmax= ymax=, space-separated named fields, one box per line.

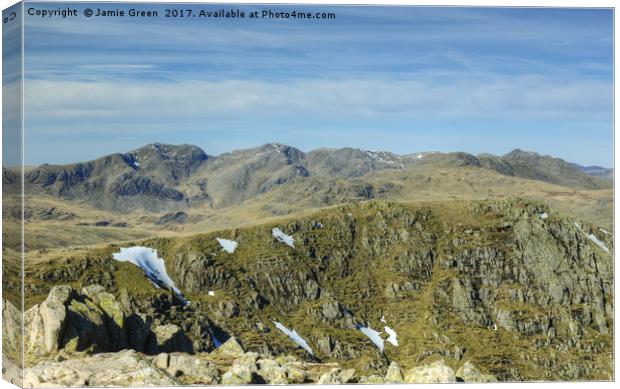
xmin=7 ymin=141 xmax=613 ymax=169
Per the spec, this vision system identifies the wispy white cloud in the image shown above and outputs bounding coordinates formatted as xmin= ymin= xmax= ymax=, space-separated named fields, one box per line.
xmin=17 ymin=6 xmax=613 ymax=166
xmin=24 ymin=75 xmax=610 ymax=125
xmin=23 ymin=6 xmax=612 ymax=83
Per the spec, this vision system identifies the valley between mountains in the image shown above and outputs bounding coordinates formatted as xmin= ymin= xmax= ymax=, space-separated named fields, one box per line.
xmin=1 ymin=143 xmax=614 ymax=385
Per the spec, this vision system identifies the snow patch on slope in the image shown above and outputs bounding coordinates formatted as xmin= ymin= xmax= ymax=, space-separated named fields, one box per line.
xmin=112 ymin=246 xmax=188 ymax=305
xmin=272 ymin=228 xmax=295 ymax=248
xmin=574 ymin=223 xmax=610 ymax=253
xmin=216 ymin=238 xmax=238 ymax=253
xmin=272 ymin=321 xmax=313 ymax=355
xmin=384 ymin=326 xmax=399 ymax=346
xmin=357 ymin=324 xmax=384 ymax=352
xmin=364 ymin=150 xmax=401 ymax=166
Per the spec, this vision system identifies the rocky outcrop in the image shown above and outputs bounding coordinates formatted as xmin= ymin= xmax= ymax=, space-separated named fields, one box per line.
xmin=23 ymin=350 xmax=178 ymax=387
xmin=39 ymin=286 xmax=73 ymax=353
xmin=22 ymin=343 xmax=510 ymax=387
xmin=257 ymin=356 xmax=306 ymax=384
xmin=385 ymin=361 xmax=404 ymax=382
xmin=2 ymin=298 xmax=22 ymax=359
xmin=2 ymin=353 xmax=22 ymax=386
xmin=2 ymin=299 xmax=23 ymax=385
xmin=151 ymin=324 xmax=193 ymax=354
xmin=218 ymin=350 xmax=308 ymax=385
xmin=25 ymin=286 xmax=74 ymax=356
xmin=404 ymin=360 xmax=457 ymax=383
xmin=156 ymin=211 xmax=188 ymax=225
xmin=221 ymin=353 xmax=263 ymax=385
xmin=212 ymin=337 xmax=245 ymax=358
xmin=22 ymin=285 xmax=197 ymax=361
xmin=456 ymin=361 xmax=497 ymax=382
xmin=153 ymin=353 xmax=220 ymax=384
xmin=21 ymin=343 xmax=349 ymax=387
xmin=317 ymin=367 xmax=357 ymax=384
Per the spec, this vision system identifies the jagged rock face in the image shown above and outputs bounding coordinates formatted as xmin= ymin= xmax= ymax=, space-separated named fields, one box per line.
xmin=151 ymin=324 xmax=193 ymax=354
xmin=24 ymin=286 xmax=74 ymax=356
xmin=126 ymin=143 xmax=208 ymax=183
xmin=213 ymin=337 xmax=246 ymax=358
xmin=23 ymin=199 xmax=614 ymax=381
xmin=2 ymin=167 xmax=19 ymax=189
xmin=2 ymin=298 xmax=22 ymax=385
xmin=19 ymin=285 xmax=203 ymax=362
xmin=195 ymin=143 xmax=310 ymax=208
xmin=307 ymin=148 xmax=403 ymax=178
xmin=109 ymin=174 xmax=184 ymax=200
xmin=156 ymin=211 xmax=188 ymax=225
xmin=20 ymin=143 xmax=208 ymax=212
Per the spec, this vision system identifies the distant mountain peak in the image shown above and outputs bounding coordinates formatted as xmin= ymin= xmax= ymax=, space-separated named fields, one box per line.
xmin=405 ymin=151 xmax=440 ymax=159
xmin=503 ymin=149 xmax=542 ymax=159
xmin=130 ymin=142 xmax=205 ymax=154
xmin=571 ymin=163 xmax=613 ymax=180
xmin=260 ymin=142 xmax=303 ymax=152
xmin=127 ymin=143 xmax=208 ymax=165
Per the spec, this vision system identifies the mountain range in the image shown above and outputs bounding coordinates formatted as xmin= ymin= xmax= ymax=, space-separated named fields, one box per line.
xmin=3 ymin=143 xmax=612 ymax=213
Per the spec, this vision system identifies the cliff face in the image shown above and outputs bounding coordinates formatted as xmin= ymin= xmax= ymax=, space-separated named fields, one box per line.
xmin=16 ymin=144 xmax=208 ymax=213
xmin=14 ymin=199 xmax=613 ymax=382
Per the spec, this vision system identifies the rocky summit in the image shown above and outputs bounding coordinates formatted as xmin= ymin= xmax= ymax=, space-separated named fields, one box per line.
xmin=3 ymin=198 xmax=613 ymax=385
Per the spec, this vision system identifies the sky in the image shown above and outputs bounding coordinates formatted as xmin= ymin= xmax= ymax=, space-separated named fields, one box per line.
xmin=9 ymin=2 xmax=614 ymax=166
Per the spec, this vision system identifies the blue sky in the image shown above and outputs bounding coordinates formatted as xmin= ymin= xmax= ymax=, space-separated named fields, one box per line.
xmin=16 ymin=3 xmax=613 ymax=166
